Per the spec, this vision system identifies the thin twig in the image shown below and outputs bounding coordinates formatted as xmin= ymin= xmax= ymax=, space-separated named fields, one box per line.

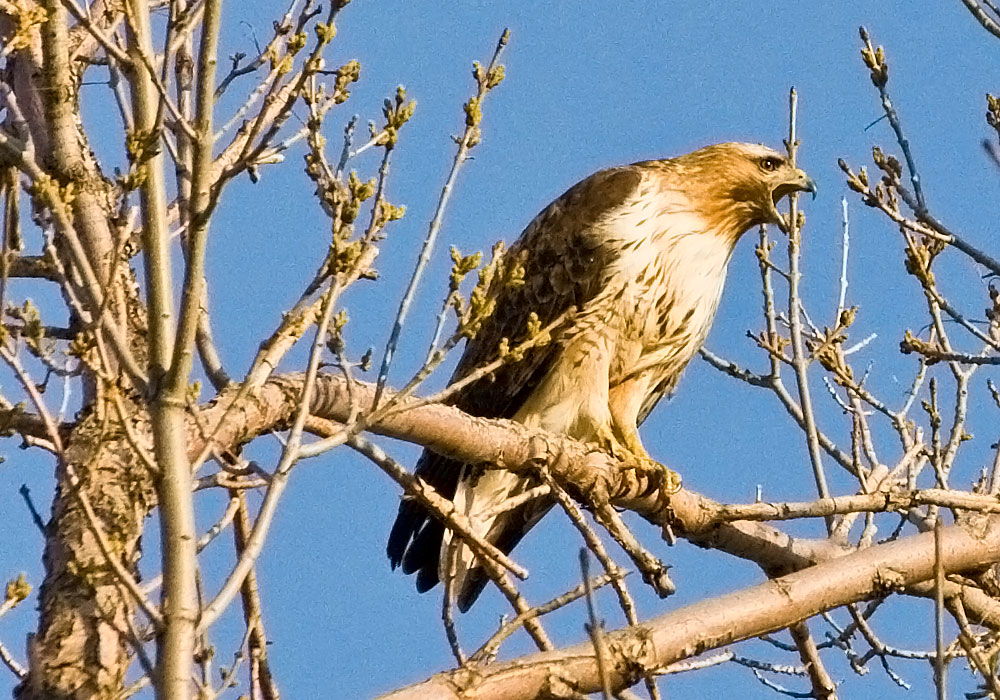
xmin=18 ymin=484 xmax=47 ymax=533
xmin=948 ymin=596 xmax=1000 ymax=699
xmin=441 ymin=542 xmax=465 ymax=666
xmin=470 ymin=572 xmax=619 ymax=664
xmin=960 ymin=0 xmax=1000 ymax=43
xmin=789 ymin=621 xmax=837 ymax=699
xmin=934 ymin=513 xmax=947 ymax=700
xmin=371 ymin=30 xmax=509 ymax=409
xmin=784 ymin=87 xmax=831 ymax=508
xmin=232 ymin=491 xmax=280 ymax=700
xmin=345 ymin=433 xmax=527 ymax=580
xmin=581 ymin=549 xmax=613 ymax=700
xmin=837 ymin=197 xmax=850 ymax=320
xmin=199 ymin=276 xmax=342 ymax=631
xmin=0 ymin=634 xmax=26 ymax=679
xmin=860 ymin=27 xmax=926 ymax=212
xmin=710 ymin=486 xmax=998 ymax=523
xmin=540 ymin=471 xmax=661 ymax=699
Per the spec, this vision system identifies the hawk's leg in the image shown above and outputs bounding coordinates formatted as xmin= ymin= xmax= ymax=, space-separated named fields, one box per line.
xmin=607 ymin=377 xmax=682 ymax=494
xmin=593 ymin=422 xmax=682 ymax=494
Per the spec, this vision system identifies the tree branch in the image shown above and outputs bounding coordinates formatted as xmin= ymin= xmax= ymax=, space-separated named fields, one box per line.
xmin=380 ymin=516 xmax=1000 ymax=699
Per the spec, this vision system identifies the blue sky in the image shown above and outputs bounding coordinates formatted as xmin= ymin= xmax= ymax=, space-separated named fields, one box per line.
xmin=2 ymin=1 xmax=1000 ymax=698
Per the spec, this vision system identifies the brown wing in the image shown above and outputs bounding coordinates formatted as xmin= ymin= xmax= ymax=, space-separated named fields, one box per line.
xmin=387 ymin=166 xmax=643 ymax=603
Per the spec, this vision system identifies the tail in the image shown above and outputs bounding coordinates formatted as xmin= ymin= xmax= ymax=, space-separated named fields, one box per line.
xmin=387 ymin=454 xmax=549 ymax=611
xmin=386 ymin=450 xmax=458 ymax=594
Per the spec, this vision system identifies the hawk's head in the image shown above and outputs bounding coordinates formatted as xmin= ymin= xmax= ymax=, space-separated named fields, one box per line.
xmin=666 ymin=142 xmax=817 ymax=238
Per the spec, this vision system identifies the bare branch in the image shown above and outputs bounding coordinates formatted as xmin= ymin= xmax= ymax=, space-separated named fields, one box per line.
xmin=372 ymin=29 xmax=509 ymax=409
xmin=783 ymin=87 xmax=830 ymax=505
xmin=382 ymin=518 xmax=1000 ymax=699
xmin=788 ymin=621 xmax=837 ymax=700
xmin=960 ymin=0 xmax=1000 ymax=39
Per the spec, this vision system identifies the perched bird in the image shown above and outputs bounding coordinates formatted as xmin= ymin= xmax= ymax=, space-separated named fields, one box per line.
xmin=388 ymin=142 xmax=816 ymax=611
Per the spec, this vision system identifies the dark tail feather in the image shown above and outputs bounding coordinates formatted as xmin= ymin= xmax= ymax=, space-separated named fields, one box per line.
xmin=388 ymin=497 xmax=447 ymax=592
xmin=388 ymin=449 xmax=552 ymax=611
xmin=457 ymin=569 xmax=491 ymax=613
xmin=388 ymin=451 xmax=462 ymax=574
xmin=406 ymin=520 xmax=445 ymax=588
xmin=387 ymin=499 xmax=425 ymax=570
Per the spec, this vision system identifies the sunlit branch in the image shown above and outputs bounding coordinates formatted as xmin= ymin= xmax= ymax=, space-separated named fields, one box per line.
xmin=783 ymin=88 xmax=830 ymax=507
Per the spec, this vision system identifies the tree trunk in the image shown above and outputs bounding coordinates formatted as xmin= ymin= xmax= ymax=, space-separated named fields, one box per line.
xmin=18 ymin=413 xmax=154 ymax=700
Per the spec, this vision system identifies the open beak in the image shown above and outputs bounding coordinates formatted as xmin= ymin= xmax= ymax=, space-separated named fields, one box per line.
xmin=798 ymin=170 xmax=818 ymax=200
xmin=775 ymin=168 xmax=817 ymax=201
xmin=767 ymin=167 xmax=817 ymax=226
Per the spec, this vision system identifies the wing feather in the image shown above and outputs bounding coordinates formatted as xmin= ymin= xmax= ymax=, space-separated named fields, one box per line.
xmin=387 ymin=167 xmax=643 ymax=602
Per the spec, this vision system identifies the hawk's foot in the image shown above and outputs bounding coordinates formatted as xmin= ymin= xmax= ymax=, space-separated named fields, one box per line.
xmin=593 ymin=425 xmax=682 ymax=494
xmin=658 ymin=464 xmax=682 ymax=494
xmin=593 ymin=423 xmax=634 ymax=464
xmin=629 ymin=455 xmax=682 ymax=495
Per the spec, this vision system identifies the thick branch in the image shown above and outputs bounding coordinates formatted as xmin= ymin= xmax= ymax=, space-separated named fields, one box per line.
xmin=294 ymin=373 xmax=839 ymax=568
xmin=380 ymin=515 xmax=1000 ymax=699
xmin=39 ymin=0 xmax=115 ymax=274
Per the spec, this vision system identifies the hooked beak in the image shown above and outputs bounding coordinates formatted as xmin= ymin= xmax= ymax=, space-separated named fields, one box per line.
xmin=767 ymin=167 xmax=817 ymax=226
xmin=774 ymin=167 xmax=817 ymax=201
xmin=799 ymin=171 xmax=818 ymax=200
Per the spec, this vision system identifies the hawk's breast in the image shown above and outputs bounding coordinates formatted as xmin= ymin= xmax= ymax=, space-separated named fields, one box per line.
xmin=597 ymin=191 xmax=740 ymax=399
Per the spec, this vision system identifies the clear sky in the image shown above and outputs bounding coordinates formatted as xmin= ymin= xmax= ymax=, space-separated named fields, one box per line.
xmin=2 ymin=1 xmax=1000 ymax=699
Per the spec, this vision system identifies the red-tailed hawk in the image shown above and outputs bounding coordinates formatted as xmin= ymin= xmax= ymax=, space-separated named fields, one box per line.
xmin=388 ymin=142 xmax=816 ymax=610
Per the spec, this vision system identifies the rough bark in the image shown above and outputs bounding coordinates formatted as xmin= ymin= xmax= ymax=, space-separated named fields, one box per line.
xmin=14 ymin=376 xmax=294 ymax=697
xmin=19 ymin=411 xmax=155 ymax=700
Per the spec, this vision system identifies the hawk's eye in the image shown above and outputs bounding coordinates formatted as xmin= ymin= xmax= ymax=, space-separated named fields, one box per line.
xmin=760 ymin=157 xmax=781 ymax=172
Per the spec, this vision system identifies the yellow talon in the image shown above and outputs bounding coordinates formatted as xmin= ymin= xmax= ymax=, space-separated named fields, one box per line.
xmin=593 ymin=423 xmax=682 ymax=494
xmin=633 ymin=456 xmax=682 ymax=494
xmin=593 ymin=424 xmax=628 ymax=461
xmin=660 ymin=465 xmax=682 ymax=494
